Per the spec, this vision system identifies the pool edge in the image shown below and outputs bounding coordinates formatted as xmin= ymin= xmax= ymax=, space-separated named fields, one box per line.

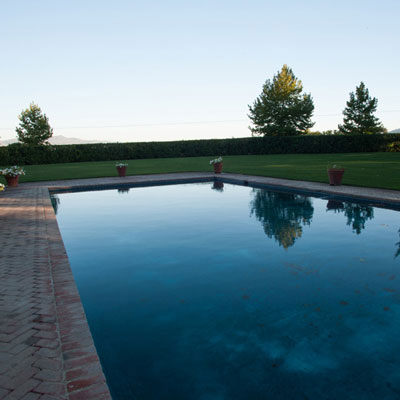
xmin=43 ymin=187 xmax=112 ymax=399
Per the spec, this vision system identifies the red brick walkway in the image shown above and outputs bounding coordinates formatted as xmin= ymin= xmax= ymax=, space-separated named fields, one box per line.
xmin=0 ymin=186 xmax=111 ymax=400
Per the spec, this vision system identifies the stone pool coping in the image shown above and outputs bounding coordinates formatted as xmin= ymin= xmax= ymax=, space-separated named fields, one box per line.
xmin=1 ymin=172 xmax=399 ymax=400
xmin=25 ymin=171 xmax=400 ymax=205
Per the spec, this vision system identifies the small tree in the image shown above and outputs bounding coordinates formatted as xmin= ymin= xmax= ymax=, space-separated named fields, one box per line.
xmin=248 ymin=65 xmax=315 ymax=136
xmin=338 ymin=82 xmax=386 ymax=135
xmin=16 ymin=102 xmax=53 ymax=145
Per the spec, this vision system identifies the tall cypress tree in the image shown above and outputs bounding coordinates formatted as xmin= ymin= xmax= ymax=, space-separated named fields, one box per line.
xmin=248 ymin=65 xmax=315 ymax=136
xmin=338 ymin=82 xmax=386 ymax=134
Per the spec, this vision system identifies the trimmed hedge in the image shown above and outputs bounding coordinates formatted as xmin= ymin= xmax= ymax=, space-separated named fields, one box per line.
xmin=1 ymin=134 xmax=400 ymax=166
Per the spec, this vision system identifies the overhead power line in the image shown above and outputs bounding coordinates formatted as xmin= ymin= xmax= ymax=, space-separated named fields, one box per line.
xmin=0 ymin=110 xmax=398 ymax=131
xmin=53 ymin=119 xmax=248 ymax=130
xmin=0 ymin=119 xmax=246 ymax=130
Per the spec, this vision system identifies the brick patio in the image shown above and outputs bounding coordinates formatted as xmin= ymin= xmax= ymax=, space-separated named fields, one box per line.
xmin=0 ymin=185 xmax=110 ymax=399
xmin=1 ymin=172 xmax=399 ymax=399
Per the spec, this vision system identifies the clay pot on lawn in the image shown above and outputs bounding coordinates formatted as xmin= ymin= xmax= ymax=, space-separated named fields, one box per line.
xmin=116 ymin=166 xmax=127 ymax=177
xmin=5 ymin=175 xmax=19 ymax=187
xmin=327 ymin=169 xmax=344 ymax=185
xmin=213 ymin=162 xmax=223 ymax=174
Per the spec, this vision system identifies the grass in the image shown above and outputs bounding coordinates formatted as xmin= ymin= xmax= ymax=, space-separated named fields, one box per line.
xmin=2 ymin=152 xmax=400 ymax=190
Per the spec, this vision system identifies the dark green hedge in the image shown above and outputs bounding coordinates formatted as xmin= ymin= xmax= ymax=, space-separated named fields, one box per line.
xmin=1 ymin=134 xmax=399 ymax=166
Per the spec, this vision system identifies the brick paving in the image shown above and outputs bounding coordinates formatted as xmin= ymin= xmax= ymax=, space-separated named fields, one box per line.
xmin=0 ymin=186 xmax=110 ymax=400
xmin=1 ymin=172 xmax=399 ymax=400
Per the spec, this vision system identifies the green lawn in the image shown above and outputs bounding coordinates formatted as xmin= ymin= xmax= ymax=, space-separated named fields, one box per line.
xmin=2 ymin=152 xmax=400 ymax=190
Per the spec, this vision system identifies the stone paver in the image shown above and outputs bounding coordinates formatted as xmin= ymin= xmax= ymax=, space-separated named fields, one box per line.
xmin=1 ymin=172 xmax=399 ymax=399
xmin=220 ymin=173 xmax=400 ymax=205
xmin=0 ymin=186 xmax=111 ymax=399
xmin=25 ymin=172 xmax=400 ymax=205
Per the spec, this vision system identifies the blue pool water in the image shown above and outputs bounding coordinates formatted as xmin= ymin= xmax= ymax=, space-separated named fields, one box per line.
xmin=53 ymin=182 xmax=400 ymax=400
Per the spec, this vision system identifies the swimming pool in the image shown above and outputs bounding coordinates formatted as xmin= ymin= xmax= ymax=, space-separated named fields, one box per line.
xmin=53 ymin=182 xmax=400 ymax=399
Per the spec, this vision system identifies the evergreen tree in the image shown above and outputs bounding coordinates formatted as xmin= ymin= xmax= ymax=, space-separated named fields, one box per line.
xmin=338 ymin=82 xmax=386 ymax=134
xmin=248 ymin=65 xmax=314 ymax=136
xmin=16 ymin=102 xmax=53 ymax=145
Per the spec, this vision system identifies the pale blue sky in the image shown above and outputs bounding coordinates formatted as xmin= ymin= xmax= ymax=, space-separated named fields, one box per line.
xmin=1 ymin=0 xmax=399 ymax=142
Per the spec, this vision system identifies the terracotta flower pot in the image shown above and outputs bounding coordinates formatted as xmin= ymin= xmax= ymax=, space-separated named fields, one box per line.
xmin=213 ymin=162 xmax=223 ymax=174
xmin=116 ymin=166 xmax=127 ymax=177
xmin=327 ymin=169 xmax=344 ymax=186
xmin=5 ymin=175 xmax=19 ymax=187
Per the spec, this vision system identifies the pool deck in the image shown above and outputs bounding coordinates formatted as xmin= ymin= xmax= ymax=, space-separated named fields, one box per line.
xmin=1 ymin=172 xmax=399 ymax=400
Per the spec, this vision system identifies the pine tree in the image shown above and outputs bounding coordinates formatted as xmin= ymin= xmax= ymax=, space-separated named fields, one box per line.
xmin=248 ymin=65 xmax=315 ymax=136
xmin=16 ymin=102 xmax=53 ymax=145
xmin=338 ymin=82 xmax=386 ymax=134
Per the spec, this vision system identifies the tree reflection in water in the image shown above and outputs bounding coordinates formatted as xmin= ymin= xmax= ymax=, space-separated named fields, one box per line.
xmin=326 ymin=200 xmax=374 ymax=234
xmin=250 ymin=189 xmax=314 ymax=249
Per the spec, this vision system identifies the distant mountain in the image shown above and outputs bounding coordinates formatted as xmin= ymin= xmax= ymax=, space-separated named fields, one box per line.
xmin=48 ymin=135 xmax=105 ymax=145
xmin=0 ymin=135 xmax=105 ymax=146
xmin=388 ymin=129 xmax=400 ymax=134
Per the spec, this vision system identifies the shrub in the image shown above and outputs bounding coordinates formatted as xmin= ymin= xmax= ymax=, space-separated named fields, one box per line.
xmin=383 ymin=141 xmax=400 ymax=152
xmin=1 ymin=134 xmax=399 ymax=166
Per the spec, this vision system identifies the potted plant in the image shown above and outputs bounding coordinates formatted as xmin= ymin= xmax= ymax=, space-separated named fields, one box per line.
xmin=0 ymin=166 xmax=26 ymax=187
xmin=115 ymin=162 xmax=128 ymax=177
xmin=327 ymin=164 xmax=345 ymax=186
xmin=209 ymin=157 xmax=223 ymax=174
